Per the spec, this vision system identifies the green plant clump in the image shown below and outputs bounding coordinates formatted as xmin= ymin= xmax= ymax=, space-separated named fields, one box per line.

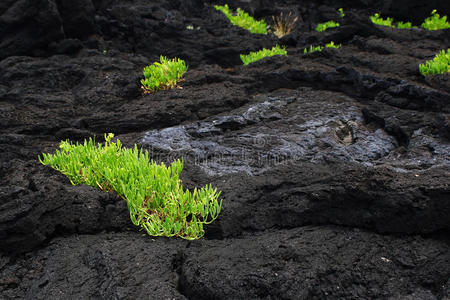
xmin=141 ymin=56 xmax=187 ymax=93
xmin=240 ymin=45 xmax=287 ymax=65
xmin=39 ymin=134 xmax=222 ymax=240
xmin=421 ymin=10 xmax=450 ymax=30
xmin=370 ymin=13 xmax=416 ymax=29
xmin=370 ymin=13 xmax=394 ymax=27
xmin=304 ymin=41 xmax=341 ymax=54
xmin=338 ymin=8 xmax=345 ymax=18
xmin=419 ymin=49 xmax=450 ymax=76
xmin=396 ymin=21 xmax=414 ymax=29
xmin=325 ymin=41 xmax=341 ymax=49
xmin=315 ymin=20 xmax=340 ymax=32
xmin=215 ymin=4 xmax=267 ymax=34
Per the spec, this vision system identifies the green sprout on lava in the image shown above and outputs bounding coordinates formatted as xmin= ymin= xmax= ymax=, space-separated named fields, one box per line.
xmin=370 ymin=13 xmax=416 ymax=29
xmin=240 ymin=45 xmax=287 ymax=65
xmin=370 ymin=13 xmax=394 ymax=27
xmin=304 ymin=41 xmax=341 ymax=54
xmin=215 ymin=4 xmax=268 ymax=34
xmin=316 ymin=20 xmax=340 ymax=32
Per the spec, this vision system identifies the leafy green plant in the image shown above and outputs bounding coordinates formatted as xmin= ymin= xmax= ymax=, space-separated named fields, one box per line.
xmin=215 ymin=4 xmax=267 ymax=34
xmin=272 ymin=12 xmax=298 ymax=38
xmin=419 ymin=49 xmax=450 ymax=76
xmin=421 ymin=10 xmax=450 ymax=30
xmin=338 ymin=8 xmax=345 ymax=18
xmin=240 ymin=45 xmax=287 ymax=65
xmin=39 ymin=134 xmax=222 ymax=240
xmin=303 ymin=41 xmax=341 ymax=54
xmin=315 ymin=20 xmax=340 ymax=32
xmin=141 ymin=56 xmax=187 ymax=93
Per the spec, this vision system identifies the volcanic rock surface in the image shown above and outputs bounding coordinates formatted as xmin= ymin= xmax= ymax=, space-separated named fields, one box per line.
xmin=1 ymin=0 xmax=449 ymax=299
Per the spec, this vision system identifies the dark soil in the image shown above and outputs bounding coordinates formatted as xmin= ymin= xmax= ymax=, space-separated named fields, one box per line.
xmin=1 ymin=0 xmax=449 ymax=299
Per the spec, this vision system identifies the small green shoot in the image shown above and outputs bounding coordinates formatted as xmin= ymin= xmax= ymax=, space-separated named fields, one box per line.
xmin=141 ymin=56 xmax=187 ymax=93
xmin=215 ymin=4 xmax=267 ymax=34
xmin=316 ymin=20 xmax=340 ymax=32
xmin=304 ymin=45 xmax=323 ymax=54
xmin=396 ymin=21 xmax=414 ymax=29
xmin=419 ymin=49 xmax=450 ymax=76
xmin=304 ymin=41 xmax=341 ymax=54
xmin=39 ymin=134 xmax=222 ymax=240
xmin=421 ymin=10 xmax=450 ymax=30
xmin=240 ymin=45 xmax=287 ymax=65
xmin=338 ymin=8 xmax=345 ymax=18
xmin=325 ymin=41 xmax=341 ymax=49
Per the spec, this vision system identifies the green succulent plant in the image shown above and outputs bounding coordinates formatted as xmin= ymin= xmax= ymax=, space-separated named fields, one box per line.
xmin=39 ymin=134 xmax=222 ymax=240
xmin=370 ymin=13 xmax=394 ymax=27
xmin=396 ymin=21 xmax=414 ymax=29
xmin=240 ymin=45 xmax=287 ymax=65
xmin=304 ymin=41 xmax=341 ymax=54
xmin=315 ymin=20 xmax=340 ymax=32
xmin=325 ymin=41 xmax=341 ymax=49
xmin=338 ymin=8 xmax=345 ymax=18
xmin=419 ymin=49 xmax=450 ymax=76
xmin=421 ymin=10 xmax=450 ymax=30
xmin=215 ymin=4 xmax=268 ymax=34
xmin=141 ymin=56 xmax=187 ymax=93
xmin=370 ymin=13 xmax=418 ymax=29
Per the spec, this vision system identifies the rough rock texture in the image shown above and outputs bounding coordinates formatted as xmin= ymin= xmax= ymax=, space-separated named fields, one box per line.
xmin=1 ymin=0 xmax=449 ymax=299
xmin=0 ymin=0 xmax=63 ymax=60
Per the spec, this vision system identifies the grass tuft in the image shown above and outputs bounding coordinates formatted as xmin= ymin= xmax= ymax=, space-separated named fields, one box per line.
xmin=272 ymin=12 xmax=298 ymax=38
xmin=419 ymin=49 xmax=450 ymax=76
xmin=240 ymin=45 xmax=287 ymax=65
xmin=39 ymin=134 xmax=222 ymax=240
xmin=215 ymin=4 xmax=267 ymax=34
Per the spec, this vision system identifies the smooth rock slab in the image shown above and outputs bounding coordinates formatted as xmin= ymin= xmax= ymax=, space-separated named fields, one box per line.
xmin=140 ymin=89 xmax=398 ymax=176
